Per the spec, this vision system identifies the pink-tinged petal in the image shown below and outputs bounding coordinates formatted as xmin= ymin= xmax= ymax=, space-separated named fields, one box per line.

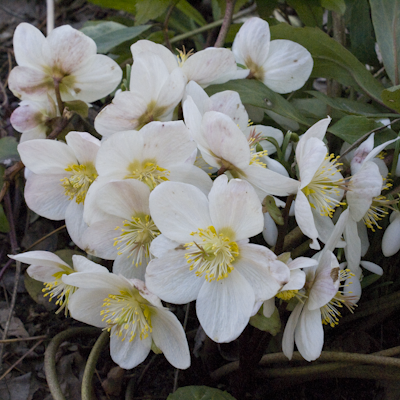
xmin=65 ymin=131 xmax=100 ymax=165
xmin=140 ymin=121 xmax=194 ymax=166
xmin=95 ymin=130 xmax=144 ymax=176
xmin=151 ymin=309 xmax=191 ymax=369
xmin=156 ymin=67 xmax=186 ymax=110
xmin=262 ymin=299 xmax=276 ymax=318
xmin=18 ymin=140 xmax=76 ymax=174
xmin=24 ymin=173 xmax=70 ymax=220
xmin=149 ymin=181 xmax=212 ymax=242
xmin=182 ymin=48 xmax=237 ymax=87
xmin=71 ymin=255 xmax=109 ymax=274
xmin=235 ymin=243 xmax=287 ymax=301
xmin=262 ymin=40 xmax=313 ymax=94
xmin=360 ymin=260 xmax=383 ymax=275
xmin=42 ymin=25 xmax=96 ymax=73
xmin=131 ymin=40 xmax=178 ymax=72
xmin=242 ymin=164 xmax=299 ymax=197
xmin=295 ymin=307 xmax=323 ymax=361
xmin=196 ymin=270 xmax=254 ymax=343
xmin=8 ymin=66 xmax=52 ymax=100
xmin=65 ymin=201 xmax=88 ymax=250
xmin=110 ymin=332 xmax=151 ymax=369
xmin=209 ymin=90 xmax=249 ymax=130
xmin=294 ymin=190 xmax=320 ymax=250
xmin=232 ymin=17 xmax=271 ymax=67
xmin=150 ymin=234 xmax=179 ymax=258
xmin=94 ymin=91 xmax=148 ymax=137
xmin=10 ymin=101 xmax=45 ymax=132
xmin=97 ymin=180 xmax=150 ymax=219
xmin=282 ymin=302 xmax=303 ymax=360
xmin=167 ymin=164 xmax=213 ymax=195
xmin=13 ymin=23 xmax=45 ymax=68
xmin=68 ymin=288 xmax=109 ymax=327
xmin=382 ymin=215 xmax=400 ymax=257
xmin=145 ymin=251 xmax=204 ymax=303
xmin=70 ymin=54 xmax=122 ymax=103
xmin=347 ymin=162 xmax=382 ymax=222
xmin=113 ymin=255 xmax=148 ymax=281
xmin=208 ymin=176 xmax=263 ymax=240
xmin=202 ymin=111 xmax=251 ymax=169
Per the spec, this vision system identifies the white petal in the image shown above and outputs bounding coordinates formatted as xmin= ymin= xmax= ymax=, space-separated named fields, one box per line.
xmin=65 ymin=131 xmax=100 ymax=165
xmin=113 ymin=255 xmax=148 ymax=281
xmin=282 ymin=302 xmax=303 ymax=360
xmin=360 ymin=260 xmax=383 ymax=275
xmin=262 ymin=299 xmax=276 ymax=318
xmin=262 ymin=212 xmax=278 ymax=247
xmin=71 ymin=255 xmax=109 ymax=274
xmin=150 ymin=234 xmax=179 ymax=258
xmin=65 ymin=201 xmax=88 ymax=250
xmin=382 ymin=215 xmax=400 ymax=257
xmin=13 ymin=23 xmax=45 ymax=68
xmin=167 ymin=165 xmax=213 ymax=195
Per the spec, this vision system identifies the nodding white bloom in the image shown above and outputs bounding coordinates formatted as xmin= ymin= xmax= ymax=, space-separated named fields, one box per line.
xmin=84 ymin=120 xmax=212 ymax=225
xmin=8 ymin=23 xmax=122 ymax=102
xmin=8 ymin=252 xmax=108 ymax=315
xmin=146 ymin=176 xmax=290 ymax=343
xmin=292 ymin=117 xmax=345 ymax=250
xmin=63 ymin=267 xmax=190 ymax=370
xmin=232 ymin=17 xmax=313 ymax=93
xmin=10 ymin=97 xmax=59 ymax=142
xmin=83 ymin=180 xmax=159 ymax=281
xmin=183 ymin=101 xmax=299 ymax=200
xmin=282 ymin=210 xmax=358 ymax=361
xmin=94 ymin=52 xmax=186 ymax=137
xmin=131 ymin=40 xmax=248 ymax=88
xmin=383 ymin=211 xmax=400 ymax=256
xmin=17 ymin=131 xmax=100 ymax=249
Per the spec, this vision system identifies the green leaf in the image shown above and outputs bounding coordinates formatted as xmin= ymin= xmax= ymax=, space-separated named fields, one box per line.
xmin=0 ymin=137 xmax=20 ymax=163
xmin=64 ymin=100 xmax=89 ymax=118
xmin=135 ymin=0 xmax=171 ymax=25
xmin=256 ymin=0 xmax=280 ymax=20
xmin=329 ymin=115 xmax=397 ymax=145
xmin=87 ymin=0 xmax=136 ymax=14
xmin=167 ymin=386 xmax=236 ymax=400
xmin=287 ymin=0 xmax=323 ymax=27
xmin=262 ymin=196 xmax=284 ymax=225
xmin=176 ymin=0 xmax=207 ymax=26
xmin=249 ymin=305 xmax=281 ymax=336
xmin=206 ymin=79 xmax=310 ymax=127
xmin=81 ymin=21 xmax=151 ymax=53
xmin=370 ymin=0 xmax=400 ymax=85
xmin=0 ymin=204 xmax=9 ymax=233
xmin=321 ymin=0 xmax=346 ymax=14
xmin=361 ymin=273 xmax=382 ymax=289
xmin=270 ymin=23 xmax=386 ymax=106
xmin=382 ymin=85 xmax=400 ymax=112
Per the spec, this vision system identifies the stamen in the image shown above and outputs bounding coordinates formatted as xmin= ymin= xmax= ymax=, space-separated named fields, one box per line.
xmin=125 ymin=159 xmax=170 ymax=190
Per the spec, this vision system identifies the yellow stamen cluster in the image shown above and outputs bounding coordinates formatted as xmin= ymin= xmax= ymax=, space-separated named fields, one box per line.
xmin=101 ymin=290 xmax=153 ymax=342
xmin=250 ymin=148 xmax=268 ymax=167
xmin=184 ymin=226 xmax=239 ymax=282
xmin=125 ymin=160 xmax=169 ymax=190
xmin=176 ymin=46 xmax=194 ymax=67
xmin=114 ymin=214 xmax=160 ymax=266
xmin=61 ymin=163 xmax=98 ymax=203
xmin=276 ymin=289 xmax=298 ymax=301
xmin=302 ymin=153 xmax=345 ymax=217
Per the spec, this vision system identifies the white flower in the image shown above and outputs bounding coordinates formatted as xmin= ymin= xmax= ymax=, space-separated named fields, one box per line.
xmin=83 ymin=179 xmax=159 ymax=281
xmin=145 ymin=175 xmax=290 ymax=343
xmin=232 ymin=17 xmax=313 ymax=93
xmin=8 ymin=23 xmax=122 ymax=102
xmin=63 ymin=267 xmax=190 ymax=370
xmin=382 ymin=211 xmax=400 ymax=257
xmin=8 ymin=252 xmax=108 ymax=315
xmin=17 ymin=131 xmax=100 ymax=249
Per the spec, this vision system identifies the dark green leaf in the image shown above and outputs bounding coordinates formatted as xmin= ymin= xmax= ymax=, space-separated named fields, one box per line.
xmin=81 ymin=21 xmax=151 ymax=53
xmin=135 ymin=0 xmax=170 ymax=25
xmin=64 ymin=100 xmax=89 ymax=118
xmin=0 ymin=137 xmax=20 ymax=163
xmin=167 ymin=386 xmax=236 ymax=400
xmin=361 ymin=273 xmax=382 ymax=289
xmin=321 ymin=0 xmax=346 ymax=14
xmin=256 ymin=0 xmax=279 ymax=20
xmin=370 ymin=0 xmax=400 ymax=85
xmin=287 ymin=0 xmax=323 ymax=27
xmin=0 ymin=204 xmax=9 ymax=233
xmin=262 ymin=196 xmax=284 ymax=225
xmin=87 ymin=0 xmax=137 ymax=14
xmin=270 ymin=23 xmax=386 ymax=106
xmin=249 ymin=305 xmax=281 ymax=336
xmin=382 ymin=85 xmax=400 ymax=112
xmin=206 ymin=79 xmax=310 ymax=127
xmin=176 ymin=0 xmax=207 ymax=26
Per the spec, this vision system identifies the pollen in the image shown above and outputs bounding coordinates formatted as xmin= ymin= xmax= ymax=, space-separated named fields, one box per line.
xmin=60 ymin=162 xmax=98 ymax=204
xmin=184 ymin=226 xmax=239 ymax=282
xmin=176 ymin=46 xmax=194 ymax=67
xmin=125 ymin=159 xmax=170 ymax=190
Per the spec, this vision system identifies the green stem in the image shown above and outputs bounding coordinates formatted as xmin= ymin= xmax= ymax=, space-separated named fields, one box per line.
xmin=44 ymin=327 xmax=100 ymax=400
xmin=81 ymin=330 xmax=110 ymax=400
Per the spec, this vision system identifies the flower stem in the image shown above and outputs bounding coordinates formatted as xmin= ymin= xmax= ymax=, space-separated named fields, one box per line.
xmin=214 ymin=0 xmax=236 ymax=48
xmin=53 ymin=78 xmax=64 ymax=116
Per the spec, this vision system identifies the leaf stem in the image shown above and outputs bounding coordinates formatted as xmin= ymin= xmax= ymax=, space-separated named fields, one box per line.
xmin=214 ymin=0 xmax=236 ymax=48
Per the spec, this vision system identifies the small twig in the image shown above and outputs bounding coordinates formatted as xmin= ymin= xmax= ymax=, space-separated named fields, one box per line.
xmin=0 ymin=335 xmax=47 ymax=343
xmin=338 ymin=118 xmax=400 ymax=162
xmin=274 ymin=194 xmax=295 ymax=255
xmin=214 ymin=0 xmax=236 ymax=48
xmin=0 ymin=339 xmax=44 ymax=381
xmin=23 ymin=225 xmax=66 ymax=252
xmin=163 ymin=0 xmax=180 ymax=52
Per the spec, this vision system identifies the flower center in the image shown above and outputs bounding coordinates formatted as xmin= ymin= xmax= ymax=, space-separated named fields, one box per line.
xmin=43 ymin=266 xmax=76 ymax=316
xmin=101 ymin=289 xmax=153 ymax=342
xmin=60 ymin=162 xmax=98 ymax=204
xmin=177 ymin=46 xmax=194 ymax=67
xmin=114 ymin=214 xmax=160 ymax=266
xmin=125 ymin=159 xmax=170 ymax=190
xmin=302 ymin=153 xmax=344 ymax=217
xmin=184 ymin=226 xmax=239 ymax=282
xmin=249 ymin=147 xmax=268 ymax=167
xmin=276 ymin=289 xmax=298 ymax=301
xmin=245 ymin=58 xmax=265 ymax=81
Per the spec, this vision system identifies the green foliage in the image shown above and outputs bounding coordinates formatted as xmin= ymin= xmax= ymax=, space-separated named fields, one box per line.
xmin=0 ymin=137 xmax=19 ymax=163
xmin=64 ymin=100 xmax=89 ymax=118
xmin=249 ymin=305 xmax=281 ymax=336
xmin=370 ymin=0 xmax=400 ymax=85
xmin=167 ymin=386 xmax=236 ymax=400
xmin=0 ymin=204 xmax=9 ymax=233
xmin=382 ymin=85 xmax=400 ymax=113
xmin=287 ymin=0 xmax=323 ymax=27
xmin=262 ymin=196 xmax=284 ymax=225
xmin=321 ymin=0 xmax=346 ymax=15
xmin=87 ymin=0 xmax=136 ymax=14
xmin=81 ymin=21 xmax=151 ymax=53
